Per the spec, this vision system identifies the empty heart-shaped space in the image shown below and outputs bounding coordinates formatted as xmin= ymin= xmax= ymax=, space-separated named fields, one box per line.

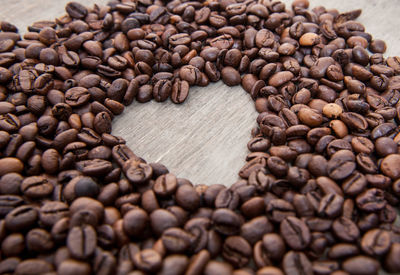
xmin=113 ymin=81 xmax=258 ymax=186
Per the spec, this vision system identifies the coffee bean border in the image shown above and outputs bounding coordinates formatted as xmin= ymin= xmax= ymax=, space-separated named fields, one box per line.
xmin=0 ymin=0 xmax=400 ymax=274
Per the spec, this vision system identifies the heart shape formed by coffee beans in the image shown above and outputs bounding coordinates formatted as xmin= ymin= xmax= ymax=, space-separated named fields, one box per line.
xmin=1 ymin=0 xmax=400 ymax=274
xmin=113 ymin=81 xmax=257 ymax=185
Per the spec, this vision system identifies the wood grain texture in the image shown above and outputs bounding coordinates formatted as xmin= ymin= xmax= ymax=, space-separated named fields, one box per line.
xmin=1 ymin=0 xmax=400 ymax=187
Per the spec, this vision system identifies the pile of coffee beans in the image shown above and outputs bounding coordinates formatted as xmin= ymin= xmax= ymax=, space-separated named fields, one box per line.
xmin=0 ymin=0 xmax=400 ymax=274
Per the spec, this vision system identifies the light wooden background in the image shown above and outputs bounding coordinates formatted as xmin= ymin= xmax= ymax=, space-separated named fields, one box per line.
xmin=1 ymin=0 xmax=400 ymax=187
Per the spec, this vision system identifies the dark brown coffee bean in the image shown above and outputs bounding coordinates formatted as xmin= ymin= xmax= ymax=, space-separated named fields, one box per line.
xmin=269 ymin=71 xmax=294 ymax=87
xmin=153 ymin=173 xmax=177 ymax=197
xmin=1 ymin=232 xmax=24 ymax=257
xmin=356 ymin=188 xmax=386 ymax=212
xmin=282 ymin=251 xmax=313 ymax=275
xmin=327 ymin=150 xmax=356 ymax=180
xmin=122 ymin=160 xmax=152 ymax=184
xmin=184 ymin=217 xmax=210 ymax=253
xmin=67 ymin=225 xmax=97 ymax=260
xmin=183 ymin=250 xmax=209 ymax=275
xmin=162 ymin=227 xmax=192 ymax=253
xmin=332 ymin=217 xmax=359 ymax=242
xmin=360 ymin=228 xmax=391 ymax=256
xmin=328 ymin=243 xmax=360 ymax=259
xmin=381 ymin=154 xmax=400 ymax=179
xmin=15 ymin=259 xmax=54 ymax=275
xmin=26 ymin=228 xmax=54 ymax=252
xmin=39 ymin=201 xmax=69 ymax=227
xmin=0 ymin=157 xmax=23 ymax=176
xmin=65 ymin=87 xmax=90 ymax=107
xmin=221 ymin=66 xmax=241 ymax=86
xmin=280 ymin=216 xmax=311 ymax=250
xmin=342 ymin=256 xmax=380 ymax=275
xmin=179 ymin=65 xmax=201 ymax=86
xmin=204 ymin=260 xmax=233 ymax=275
xmin=175 ymin=184 xmax=200 ymax=211
xmin=0 ymin=257 xmax=20 ymax=274
xmin=5 ymin=205 xmax=38 ymax=232
xmin=0 ymin=195 xmax=23 ymax=217
xmin=158 ymin=254 xmax=189 ymax=275
xmin=76 ymin=159 xmax=113 ymax=176
xmin=222 ymin=236 xmax=251 ymax=267
xmin=70 ymin=197 xmax=104 ymax=223
xmin=266 ymin=199 xmax=296 ymax=223
xmin=240 ymin=216 xmax=273 ymax=245
xmin=58 ymin=259 xmax=91 ymax=275
xmin=318 ymin=193 xmax=344 ymax=218
xmin=153 ymin=79 xmax=172 ymax=102
xmin=215 ymin=188 xmax=239 ymax=210
xmin=65 ymin=2 xmax=87 ymax=19
xmin=133 ymin=249 xmax=162 ymax=273
xmin=0 ymin=113 xmax=20 ymax=132
xmin=150 ymin=209 xmax=179 ymax=236
xmin=123 ymin=208 xmax=148 ymax=237
xmin=385 ymin=243 xmax=400 ymax=273
xmin=212 ymin=208 xmax=242 ymax=235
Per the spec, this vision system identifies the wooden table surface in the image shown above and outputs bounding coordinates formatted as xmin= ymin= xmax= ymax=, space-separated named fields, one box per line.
xmin=1 ymin=0 xmax=400 ymax=187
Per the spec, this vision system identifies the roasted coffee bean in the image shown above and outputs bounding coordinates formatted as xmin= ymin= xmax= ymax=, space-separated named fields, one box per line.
xmin=158 ymin=254 xmax=189 ymax=275
xmin=204 ymin=260 xmax=233 ymax=275
xmin=66 ymin=2 xmax=87 ymax=19
xmin=266 ymin=199 xmax=296 ymax=223
xmin=39 ymin=201 xmax=69 ymax=227
xmin=182 ymin=250 xmax=208 ymax=275
xmin=26 ymin=228 xmax=54 ymax=252
xmin=340 ymin=112 xmax=368 ymax=131
xmin=361 ymin=228 xmax=391 ymax=256
xmin=212 ymin=208 xmax=242 ymax=235
xmin=76 ymin=159 xmax=113 ymax=176
xmin=342 ymin=256 xmax=380 ymax=275
xmin=58 ymin=259 xmax=91 ymax=275
xmin=215 ymin=188 xmax=239 ymax=210
xmin=240 ymin=216 xmax=273 ymax=245
xmin=328 ymin=243 xmax=360 ymax=259
xmin=67 ymin=225 xmax=97 ymax=260
xmin=332 ymin=217 xmax=360 ymax=242
xmin=0 ymin=157 xmax=23 ymax=176
xmin=222 ymin=236 xmax=252 ymax=267
xmin=318 ymin=193 xmax=343 ymax=218
xmin=5 ymin=205 xmax=38 ymax=232
xmin=327 ymin=150 xmax=356 ymax=180
xmin=123 ymin=208 xmax=148 ymax=237
xmin=132 ymin=249 xmax=162 ymax=273
xmin=15 ymin=259 xmax=54 ymax=275
xmin=161 ymin=227 xmax=192 ymax=253
xmin=153 ymin=173 xmax=177 ymax=197
xmin=221 ymin=67 xmax=241 ymax=86
xmin=1 ymin=233 xmax=24 ymax=257
xmin=170 ymin=79 xmax=189 ymax=104
xmin=65 ymin=87 xmax=90 ymax=107
xmin=124 ymin=160 xmax=153 ymax=184
xmin=381 ymin=154 xmax=400 ymax=179
xmin=280 ymin=216 xmax=311 ymax=250
xmin=74 ymin=176 xmax=99 ymax=198
xmin=282 ymin=251 xmax=313 ymax=275
xmin=356 ymin=188 xmax=386 ymax=212
xmin=342 ymin=171 xmax=367 ymax=196
xmin=150 ymin=209 xmax=179 ymax=236
xmin=175 ymin=184 xmax=200 ymax=211
xmin=385 ymin=243 xmax=400 ymax=273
